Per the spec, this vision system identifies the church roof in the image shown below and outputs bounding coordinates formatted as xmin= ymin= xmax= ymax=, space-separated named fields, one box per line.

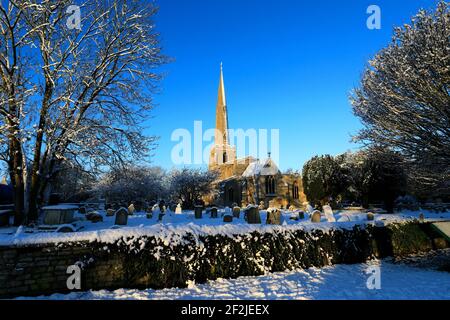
xmin=242 ymin=158 xmax=280 ymax=177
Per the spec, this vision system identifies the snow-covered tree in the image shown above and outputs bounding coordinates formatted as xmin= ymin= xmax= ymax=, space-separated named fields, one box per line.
xmin=94 ymin=166 xmax=167 ymax=205
xmin=302 ymin=155 xmax=346 ymax=206
xmin=0 ymin=0 xmax=167 ymax=224
xmin=351 ymin=1 xmax=449 ymax=196
xmin=168 ymin=168 xmax=219 ymax=209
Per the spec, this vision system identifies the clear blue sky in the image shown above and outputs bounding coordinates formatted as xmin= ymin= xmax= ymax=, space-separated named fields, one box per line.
xmin=148 ymin=0 xmax=438 ymax=171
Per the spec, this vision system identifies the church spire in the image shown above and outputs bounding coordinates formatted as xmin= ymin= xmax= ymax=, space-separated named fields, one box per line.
xmin=209 ymin=63 xmax=236 ymax=169
xmin=215 ymin=62 xmax=228 ymax=145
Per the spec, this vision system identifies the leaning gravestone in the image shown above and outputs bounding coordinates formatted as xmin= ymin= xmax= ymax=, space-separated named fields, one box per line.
xmin=245 ymin=206 xmax=261 ymax=224
xmin=194 ymin=206 xmax=203 ymax=219
xmin=266 ymin=208 xmax=281 ymax=225
xmin=232 ymin=206 xmax=241 ymax=219
xmin=128 ymin=204 xmax=135 ymax=215
xmin=211 ymin=207 xmax=218 ymax=218
xmin=106 ymin=209 xmax=115 ymax=216
xmin=114 ymin=207 xmax=128 ymax=226
xmin=311 ymin=210 xmax=322 ymax=223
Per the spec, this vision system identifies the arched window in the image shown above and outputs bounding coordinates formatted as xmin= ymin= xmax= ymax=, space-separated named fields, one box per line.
xmin=228 ymin=187 xmax=234 ymax=202
xmin=265 ymin=176 xmax=276 ymax=194
xmin=292 ymin=181 xmax=299 ymax=199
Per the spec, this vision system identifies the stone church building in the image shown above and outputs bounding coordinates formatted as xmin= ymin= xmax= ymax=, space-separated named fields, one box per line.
xmin=209 ymin=64 xmax=306 ymax=209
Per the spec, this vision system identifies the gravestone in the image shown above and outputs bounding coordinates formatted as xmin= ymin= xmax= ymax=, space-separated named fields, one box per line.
xmin=175 ymin=203 xmax=182 ymax=214
xmin=311 ymin=210 xmax=322 ymax=223
xmin=211 ymin=207 xmax=218 ymax=218
xmin=245 ymin=206 xmax=261 ymax=224
xmin=323 ymin=205 xmax=336 ymax=222
xmin=146 ymin=207 xmax=153 ymax=219
xmin=0 ymin=210 xmax=10 ymax=227
xmin=194 ymin=206 xmax=203 ymax=219
xmin=86 ymin=211 xmax=103 ymax=223
xmin=128 ymin=204 xmax=135 ymax=215
xmin=232 ymin=206 xmax=241 ymax=219
xmin=367 ymin=212 xmax=375 ymax=221
xmin=114 ymin=208 xmax=128 ymax=226
xmin=106 ymin=208 xmax=115 ymax=216
xmin=223 ymin=215 xmax=233 ymax=223
xmin=298 ymin=211 xmax=305 ymax=220
xmin=224 ymin=207 xmax=232 ymax=217
xmin=42 ymin=205 xmax=77 ymax=225
xmin=266 ymin=208 xmax=281 ymax=225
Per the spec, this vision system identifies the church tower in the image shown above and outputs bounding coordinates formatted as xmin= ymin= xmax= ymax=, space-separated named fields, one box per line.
xmin=209 ymin=63 xmax=236 ymax=169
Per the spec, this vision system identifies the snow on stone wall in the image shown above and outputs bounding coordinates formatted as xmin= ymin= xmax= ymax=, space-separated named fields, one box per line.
xmin=0 ymin=222 xmax=447 ymax=298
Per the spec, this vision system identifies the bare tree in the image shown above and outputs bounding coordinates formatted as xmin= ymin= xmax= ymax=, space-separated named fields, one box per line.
xmin=168 ymin=168 xmax=219 ymax=209
xmin=351 ymin=1 xmax=449 ymax=196
xmin=0 ymin=0 xmax=168 ymax=225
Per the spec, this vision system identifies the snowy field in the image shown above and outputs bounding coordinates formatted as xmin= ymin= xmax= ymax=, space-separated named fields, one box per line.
xmin=1 ymin=208 xmax=450 ymax=246
xmin=16 ymin=250 xmax=450 ymax=300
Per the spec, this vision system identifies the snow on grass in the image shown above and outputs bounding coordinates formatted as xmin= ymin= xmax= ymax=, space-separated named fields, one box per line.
xmin=17 ymin=257 xmax=450 ymax=300
xmin=1 ymin=209 xmax=449 ymax=247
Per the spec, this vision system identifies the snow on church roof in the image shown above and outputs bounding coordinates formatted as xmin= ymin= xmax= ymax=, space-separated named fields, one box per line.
xmin=242 ymin=158 xmax=280 ymax=177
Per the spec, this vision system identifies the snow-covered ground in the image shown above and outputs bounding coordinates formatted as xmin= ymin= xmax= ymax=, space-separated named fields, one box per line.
xmin=1 ymin=209 xmax=449 ymax=246
xmin=17 ymin=250 xmax=450 ymax=300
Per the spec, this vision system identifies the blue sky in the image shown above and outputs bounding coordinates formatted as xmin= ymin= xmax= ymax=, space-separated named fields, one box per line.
xmin=148 ymin=0 xmax=438 ymax=171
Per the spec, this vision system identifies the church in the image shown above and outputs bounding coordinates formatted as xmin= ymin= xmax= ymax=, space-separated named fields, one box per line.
xmin=208 ymin=64 xmax=307 ymax=209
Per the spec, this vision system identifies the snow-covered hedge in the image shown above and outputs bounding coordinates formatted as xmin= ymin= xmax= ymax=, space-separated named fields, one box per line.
xmin=0 ymin=222 xmax=446 ymax=297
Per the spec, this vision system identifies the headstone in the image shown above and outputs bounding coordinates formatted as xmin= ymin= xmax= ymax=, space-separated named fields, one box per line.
xmin=232 ymin=206 xmax=241 ymax=219
xmin=224 ymin=207 xmax=232 ymax=217
xmin=175 ymin=203 xmax=182 ymax=214
xmin=86 ymin=211 xmax=103 ymax=223
xmin=211 ymin=207 xmax=218 ymax=218
xmin=114 ymin=207 xmax=128 ymax=226
xmin=266 ymin=208 xmax=281 ymax=225
xmin=194 ymin=206 xmax=203 ymax=219
xmin=298 ymin=211 xmax=305 ymax=220
xmin=223 ymin=215 xmax=233 ymax=223
xmin=0 ymin=210 xmax=10 ymax=227
xmin=128 ymin=204 xmax=135 ymax=215
xmin=311 ymin=210 xmax=322 ymax=223
xmin=106 ymin=208 xmax=115 ymax=216
xmin=42 ymin=205 xmax=77 ymax=225
xmin=245 ymin=206 xmax=261 ymax=224
xmin=367 ymin=212 xmax=375 ymax=221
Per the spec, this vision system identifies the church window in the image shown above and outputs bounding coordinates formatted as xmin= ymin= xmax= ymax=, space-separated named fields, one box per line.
xmin=293 ymin=181 xmax=299 ymax=199
xmin=265 ymin=176 xmax=276 ymax=194
xmin=223 ymin=152 xmax=227 ymax=164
